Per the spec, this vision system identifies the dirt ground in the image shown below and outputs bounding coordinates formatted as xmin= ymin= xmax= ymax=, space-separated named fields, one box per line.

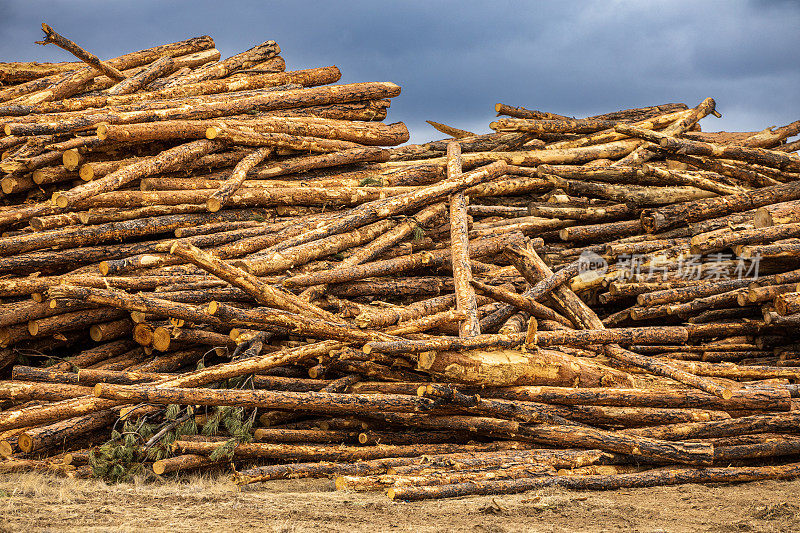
xmin=0 ymin=473 xmax=798 ymax=532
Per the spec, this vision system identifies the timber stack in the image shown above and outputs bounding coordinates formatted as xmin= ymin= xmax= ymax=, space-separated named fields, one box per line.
xmin=0 ymin=24 xmax=800 ymax=501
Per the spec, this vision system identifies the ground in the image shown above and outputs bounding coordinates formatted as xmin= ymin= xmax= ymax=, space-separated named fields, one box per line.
xmin=0 ymin=473 xmax=798 ymax=532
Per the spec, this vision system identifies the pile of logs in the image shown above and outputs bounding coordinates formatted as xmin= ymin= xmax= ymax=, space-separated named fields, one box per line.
xmin=1 ymin=25 xmax=800 ymax=501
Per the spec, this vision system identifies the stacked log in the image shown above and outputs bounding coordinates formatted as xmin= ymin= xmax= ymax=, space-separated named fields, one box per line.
xmin=0 ymin=25 xmax=799 ymax=500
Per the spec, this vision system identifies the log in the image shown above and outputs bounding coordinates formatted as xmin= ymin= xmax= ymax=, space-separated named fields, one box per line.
xmin=447 ymin=142 xmax=481 ymax=337
xmin=35 ymin=23 xmax=127 ymax=81
xmin=388 ymin=462 xmax=800 ymax=501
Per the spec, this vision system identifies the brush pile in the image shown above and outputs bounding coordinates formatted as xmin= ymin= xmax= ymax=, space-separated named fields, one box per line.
xmin=1 ymin=25 xmax=800 ymax=501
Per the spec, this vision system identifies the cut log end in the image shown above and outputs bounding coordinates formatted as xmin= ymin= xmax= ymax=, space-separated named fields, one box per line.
xmin=206 ymin=126 xmax=222 ymax=140
xmin=96 ymin=124 xmax=110 ymax=140
xmin=206 ymin=198 xmax=222 ymax=212
xmin=78 ymin=165 xmax=94 ymax=181
xmin=152 ymin=327 xmax=172 ymax=351
xmin=17 ymin=433 xmax=33 ymax=453
xmin=52 ymin=192 xmax=69 ymax=209
xmin=0 ymin=441 xmax=13 ymax=457
xmin=133 ymin=323 xmax=154 ymax=346
xmin=89 ymin=324 xmax=103 ymax=342
xmin=62 ymin=149 xmax=81 ymax=171
xmin=722 ymin=389 xmax=734 ymax=400
xmin=754 ymin=207 xmax=773 ymax=228
xmin=1 ymin=178 xmax=16 ymax=195
xmin=152 ymin=461 xmax=167 ymax=475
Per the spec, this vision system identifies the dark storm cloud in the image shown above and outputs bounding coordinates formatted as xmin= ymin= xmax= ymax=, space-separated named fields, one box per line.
xmin=0 ymin=1 xmax=797 ymax=143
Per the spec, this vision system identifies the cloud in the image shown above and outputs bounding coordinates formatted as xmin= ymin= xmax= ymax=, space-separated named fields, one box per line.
xmin=0 ymin=1 xmax=797 ymax=143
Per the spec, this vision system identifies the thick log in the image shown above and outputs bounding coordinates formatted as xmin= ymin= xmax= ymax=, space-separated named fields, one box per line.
xmin=624 ymin=412 xmax=800 ymax=441
xmin=417 ymin=347 xmax=633 ymax=388
xmin=152 ymin=454 xmax=223 ymax=475
xmin=168 ymin=241 xmax=335 ymax=321
xmin=388 ymin=462 xmax=800 ymax=501
xmin=470 ymin=280 xmax=573 ymax=326
xmin=486 ymin=385 xmax=790 ymax=411
xmin=337 ymin=462 xmax=556 ymax=491
xmin=4 ymin=82 xmax=402 ymax=136
xmin=231 ymin=443 xmax=528 ymax=484
xmin=176 ymin=440 xmax=500 ymax=462
xmin=755 ymin=199 xmax=800 ymax=227
xmin=162 ymin=40 xmax=279 ymax=87
xmin=237 ymin=219 xmax=397 ymax=275
xmin=640 ymin=178 xmax=800 ymax=233
xmin=364 ymin=326 xmax=689 ymax=355
xmin=105 ymin=55 xmax=175 ymax=96
xmin=51 ymin=139 xmax=224 ymax=208
xmin=18 ymin=408 xmax=117 ymax=453
xmin=447 ymin=143 xmax=481 ymax=337
xmin=284 ymin=231 xmax=523 ymax=289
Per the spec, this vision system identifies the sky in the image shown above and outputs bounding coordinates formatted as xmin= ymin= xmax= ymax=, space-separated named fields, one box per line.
xmin=1 ymin=0 xmax=798 ymax=144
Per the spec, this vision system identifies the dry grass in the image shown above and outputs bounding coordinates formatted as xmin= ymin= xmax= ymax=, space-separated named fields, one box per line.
xmin=1 ymin=472 xmax=800 ymax=532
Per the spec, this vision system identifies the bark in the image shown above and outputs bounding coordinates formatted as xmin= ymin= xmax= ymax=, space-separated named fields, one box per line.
xmin=640 ymin=178 xmax=800 ymax=233
xmin=388 ymin=462 xmax=800 ymax=501
xmin=28 ymin=307 xmax=127 ymax=336
xmin=255 ymin=146 xmax=389 ymax=179
xmin=0 ymin=381 xmax=94 ymax=402
xmin=231 ymin=443 xmax=525 ymax=484
xmin=470 ymin=280 xmax=572 ymax=326
xmin=161 ymin=40 xmax=279 ymax=87
xmin=18 ymin=408 xmax=117 ymax=453
xmin=417 ymin=347 xmax=633 ymax=388
xmin=51 ymin=139 xmax=224 ymax=208
xmin=546 ymin=175 xmax=716 ymax=206
xmin=365 ymin=326 xmax=688 ymax=355
xmin=447 ymin=143 xmax=481 ymax=337
xmin=35 ymin=23 xmax=127 ymax=81
xmin=284 ymin=231 xmax=523 ymax=289
xmin=492 ymin=118 xmax=616 ymax=134
xmin=105 ymin=56 xmax=175 ymax=96
xmin=5 ymin=82 xmax=401 ymax=135
xmin=238 ymin=219 xmax=397 ymax=275
xmin=152 ymin=454 xmax=222 ymax=475
xmin=168 ymin=241 xmax=335 ymax=321
xmin=624 ymin=412 xmax=800 ymax=441
xmin=0 ymin=60 xmax=80 ymax=84
xmin=177 ymin=440 xmax=515 ymax=462
xmin=486 ymin=384 xmax=790 ymax=411
xmin=337 ymin=462 xmax=556 ymax=491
